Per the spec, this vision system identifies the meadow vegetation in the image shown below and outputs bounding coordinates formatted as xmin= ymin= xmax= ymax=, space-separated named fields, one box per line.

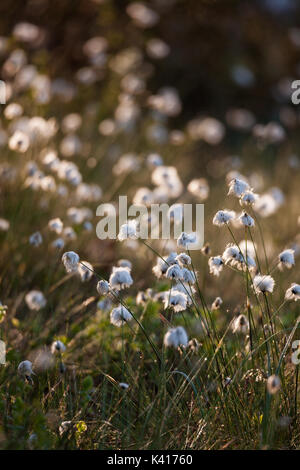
xmin=0 ymin=0 xmax=299 ymax=450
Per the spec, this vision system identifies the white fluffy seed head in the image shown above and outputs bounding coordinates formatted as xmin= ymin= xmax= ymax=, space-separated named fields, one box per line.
xmin=285 ymin=283 xmax=300 ymax=301
xmin=239 ymin=212 xmax=255 ymax=227
xmin=278 ymin=249 xmax=295 ymax=270
xmin=25 ymin=290 xmax=46 ymax=311
xmin=187 ymin=178 xmax=209 ymax=200
xmin=213 ymin=210 xmax=236 ymax=226
xmin=109 ymin=266 xmax=133 ymax=291
xmin=18 ymin=360 xmax=33 ymax=377
xmin=146 ymin=153 xmax=163 ymax=168
xmin=97 ymin=280 xmax=110 ymax=296
xmin=253 ymin=193 xmax=278 ymax=218
xmin=232 ymin=314 xmax=249 ymax=334
xmin=208 ymin=256 xmax=224 ymax=277
xmin=110 ymin=305 xmax=133 ymax=327
xmin=239 ymin=190 xmax=258 ymax=206
xmin=77 ymin=261 xmax=93 ymax=282
xmin=132 ymin=187 xmax=154 ymax=206
xmin=253 ymin=274 xmax=275 ymax=294
xmin=52 ymin=238 xmax=65 ymax=250
xmin=211 ymin=297 xmax=223 ymax=310
xmin=223 ymin=244 xmax=240 ymax=264
xmin=152 ymin=252 xmax=177 ymax=278
xmin=62 ymin=251 xmax=79 ymax=273
xmin=181 ymin=268 xmax=196 ymax=284
xmin=51 ymin=340 xmax=66 ymax=354
xmin=119 ymin=382 xmax=129 ymax=390
xmin=228 ymin=178 xmax=249 ymax=197
xmin=267 ymin=375 xmax=281 ymax=394
xmin=174 ymin=282 xmax=195 ymax=305
xmin=9 ymin=130 xmax=30 ymax=153
xmin=175 ymin=253 xmax=191 ymax=266
xmin=177 ymin=232 xmax=197 ymax=249
xmin=118 ymin=220 xmax=139 ymax=241
xmin=165 ymin=264 xmax=184 ymax=280
xmin=29 ymin=231 xmax=43 ymax=246
xmin=164 ymin=326 xmax=188 ymax=348
xmin=48 ymin=217 xmax=63 ymax=234
xmin=163 ymin=289 xmax=187 ymax=312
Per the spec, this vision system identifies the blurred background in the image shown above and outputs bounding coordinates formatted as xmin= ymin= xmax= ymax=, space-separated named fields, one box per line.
xmin=1 ymin=0 xmax=300 ymax=118
xmin=1 ymin=1 xmax=300 ymax=450
xmin=0 ymin=0 xmax=300 ymax=306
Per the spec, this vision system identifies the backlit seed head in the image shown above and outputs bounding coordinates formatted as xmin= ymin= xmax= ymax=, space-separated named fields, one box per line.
xmin=62 ymin=251 xmax=80 ymax=273
xmin=51 ymin=340 xmax=66 ymax=354
xmin=267 ymin=375 xmax=281 ymax=394
xmin=164 ymin=326 xmax=188 ymax=349
xmin=18 ymin=360 xmax=34 ymax=377
xmin=97 ymin=280 xmax=110 ymax=296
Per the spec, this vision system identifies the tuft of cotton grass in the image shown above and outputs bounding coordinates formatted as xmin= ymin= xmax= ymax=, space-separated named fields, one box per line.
xmin=118 ymin=259 xmax=133 ymax=270
xmin=132 ymin=187 xmax=154 ymax=206
xmin=165 ymin=264 xmax=184 ymax=281
xmin=48 ymin=217 xmax=63 ymax=234
xmin=164 ymin=326 xmax=188 ymax=348
xmin=77 ymin=261 xmax=93 ymax=282
xmin=177 ymin=231 xmax=197 ymax=249
xmin=118 ymin=220 xmax=139 ymax=241
xmin=223 ymin=243 xmax=256 ymax=272
xmin=253 ymin=274 xmax=275 ymax=295
xmin=9 ymin=130 xmax=30 ymax=153
xmin=267 ymin=375 xmax=281 ymax=395
xmin=208 ymin=256 xmax=224 ymax=277
xmin=18 ymin=360 xmax=34 ymax=378
xmin=181 ymin=268 xmax=197 ymax=284
xmin=238 ymin=211 xmax=255 ymax=227
xmin=110 ymin=305 xmax=133 ymax=327
xmin=25 ymin=290 xmax=46 ymax=311
xmin=62 ymin=251 xmax=79 ymax=273
xmin=211 ymin=297 xmax=223 ymax=311
xmin=172 ymin=282 xmax=195 ymax=305
xmin=228 ymin=177 xmax=249 ymax=197
xmin=285 ymin=283 xmax=300 ymax=302
xmin=51 ymin=340 xmax=66 ymax=355
xmin=97 ymin=298 xmax=112 ymax=312
xmin=163 ymin=289 xmax=188 ymax=312
xmin=119 ymin=382 xmax=129 ymax=390
xmin=146 ymin=152 xmax=163 ymax=168
xmin=152 ymin=252 xmax=177 ymax=278
xmin=109 ymin=266 xmax=133 ymax=291
xmin=63 ymin=226 xmax=77 ymax=241
xmin=187 ymin=178 xmax=209 ymax=200
xmin=0 ymin=218 xmax=10 ymax=231
xmin=223 ymin=244 xmax=240 ymax=264
xmin=239 ymin=190 xmax=258 ymax=207
xmin=175 ymin=253 xmax=191 ymax=266
xmin=232 ymin=314 xmax=249 ymax=334
xmin=213 ymin=210 xmax=236 ymax=226
xmin=52 ymin=238 xmax=65 ymax=250
xmin=97 ymin=280 xmax=110 ymax=296
xmin=29 ymin=231 xmax=43 ymax=246
xmin=278 ymin=249 xmax=295 ymax=270
xmin=253 ymin=193 xmax=279 ymax=218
